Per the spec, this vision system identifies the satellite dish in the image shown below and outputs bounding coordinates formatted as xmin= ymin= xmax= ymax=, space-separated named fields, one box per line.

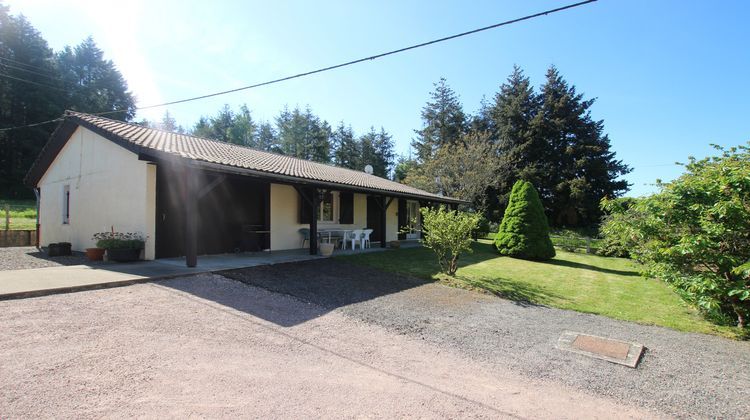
xmin=364 ymin=164 xmax=374 ymax=175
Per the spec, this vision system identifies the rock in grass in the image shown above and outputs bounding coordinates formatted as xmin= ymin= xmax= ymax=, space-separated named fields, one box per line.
xmin=494 ymin=180 xmax=555 ymax=260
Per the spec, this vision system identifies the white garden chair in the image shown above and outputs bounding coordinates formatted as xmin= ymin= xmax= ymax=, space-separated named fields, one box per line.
xmin=347 ymin=229 xmax=363 ymax=250
xmin=361 ymin=229 xmax=373 ymax=249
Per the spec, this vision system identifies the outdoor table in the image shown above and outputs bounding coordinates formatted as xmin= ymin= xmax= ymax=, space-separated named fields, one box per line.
xmin=318 ymin=228 xmax=353 ymax=249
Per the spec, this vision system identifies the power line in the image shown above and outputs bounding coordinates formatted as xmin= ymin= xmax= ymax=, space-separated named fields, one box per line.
xmin=0 ymin=72 xmax=67 ymax=92
xmin=0 ymin=56 xmax=57 ymax=75
xmin=1 ymin=0 xmax=597 ymax=130
xmin=0 ymin=61 xmax=61 ymax=81
xmin=0 ymin=117 xmax=63 ymax=132
xmin=94 ymin=0 xmax=597 ymax=115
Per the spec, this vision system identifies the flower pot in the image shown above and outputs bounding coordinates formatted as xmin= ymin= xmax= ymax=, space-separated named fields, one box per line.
xmin=319 ymin=242 xmax=335 ymax=257
xmin=106 ymin=248 xmax=141 ymax=262
xmin=47 ymin=242 xmax=71 ymax=257
xmin=389 ymin=240 xmax=401 ymax=249
xmin=47 ymin=243 xmax=61 ymax=257
xmin=85 ymin=247 xmax=105 ymax=261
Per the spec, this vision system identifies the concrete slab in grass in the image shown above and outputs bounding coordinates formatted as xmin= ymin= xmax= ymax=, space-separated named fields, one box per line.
xmin=556 ymin=330 xmax=644 ymax=368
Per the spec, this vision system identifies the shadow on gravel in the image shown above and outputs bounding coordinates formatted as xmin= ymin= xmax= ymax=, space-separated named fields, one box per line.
xmin=164 ymin=258 xmax=433 ymax=327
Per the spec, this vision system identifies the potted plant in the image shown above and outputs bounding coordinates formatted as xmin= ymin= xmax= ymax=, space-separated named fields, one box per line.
xmin=319 ymin=242 xmax=335 ymax=257
xmin=86 ymin=233 xmax=108 ymax=261
xmin=94 ymin=229 xmax=146 ymax=262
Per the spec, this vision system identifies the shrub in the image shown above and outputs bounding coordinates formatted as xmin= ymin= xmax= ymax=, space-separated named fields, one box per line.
xmin=494 ymin=180 xmax=555 ymax=260
xmin=419 ymin=206 xmax=480 ymax=275
xmin=600 ymin=144 xmax=750 ymax=328
xmin=93 ymin=231 xmax=146 ymax=250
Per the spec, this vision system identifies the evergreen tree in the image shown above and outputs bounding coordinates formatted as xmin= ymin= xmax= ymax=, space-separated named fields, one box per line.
xmin=488 ymin=66 xmax=546 ymax=212
xmin=256 ymin=121 xmax=279 ymax=152
xmin=359 ymin=128 xmax=378 ymax=173
xmin=0 ymin=8 xmax=133 ymax=198
xmin=494 ymin=180 xmax=555 ymax=260
xmin=0 ymin=7 xmax=62 ymax=198
xmin=373 ymin=127 xmax=395 ymax=177
xmin=191 ymin=116 xmax=213 ymax=138
xmin=157 ymin=110 xmax=184 ymax=133
xmin=332 ymin=122 xmax=360 ymax=169
xmin=411 ymin=77 xmax=467 ymax=162
xmin=532 ymin=66 xmax=630 ymax=226
xmin=207 ymin=104 xmax=234 ymax=143
xmin=230 ymin=104 xmax=257 ymax=146
xmin=393 ymin=155 xmax=418 ymax=182
xmin=276 ymin=106 xmax=331 ymax=163
xmin=56 ymin=37 xmax=135 ymax=121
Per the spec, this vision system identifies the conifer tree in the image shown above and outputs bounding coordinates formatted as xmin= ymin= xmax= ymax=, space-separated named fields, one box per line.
xmin=531 ymin=66 xmax=630 ymax=226
xmin=332 ymin=122 xmax=360 ymax=170
xmin=494 ymin=180 xmax=555 ymax=260
xmin=411 ymin=78 xmax=467 ymax=162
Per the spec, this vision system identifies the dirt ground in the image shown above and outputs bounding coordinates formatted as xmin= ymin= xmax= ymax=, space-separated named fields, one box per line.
xmin=0 ymin=274 xmax=661 ymax=419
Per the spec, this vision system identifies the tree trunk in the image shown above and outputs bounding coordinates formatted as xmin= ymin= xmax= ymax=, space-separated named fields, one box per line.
xmin=734 ymin=304 xmax=745 ymax=329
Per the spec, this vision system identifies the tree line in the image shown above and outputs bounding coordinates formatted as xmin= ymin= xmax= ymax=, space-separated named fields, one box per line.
xmin=142 ymin=104 xmax=396 ymax=179
xmin=401 ymin=67 xmax=631 ymax=227
xmin=0 ymin=6 xmax=136 ymax=198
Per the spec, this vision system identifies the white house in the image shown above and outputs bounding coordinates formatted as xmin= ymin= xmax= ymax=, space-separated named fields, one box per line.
xmin=25 ymin=111 xmax=461 ymax=266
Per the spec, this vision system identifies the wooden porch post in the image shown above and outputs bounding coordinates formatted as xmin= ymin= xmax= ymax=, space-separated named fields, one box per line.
xmin=380 ymin=196 xmax=387 ymax=248
xmin=310 ymin=188 xmax=319 ymax=255
xmin=184 ymin=165 xmax=198 ymax=267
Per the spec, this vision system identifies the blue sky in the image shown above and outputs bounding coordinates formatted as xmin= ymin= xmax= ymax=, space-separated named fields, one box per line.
xmin=6 ymin=0 xmax=749 ymax=196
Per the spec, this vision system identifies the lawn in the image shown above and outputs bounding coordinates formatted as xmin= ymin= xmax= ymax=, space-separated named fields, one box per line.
xmin=338 ymin=241 xmax=740 ymax=338
xmin=0 ymin=200 xmax=36 ymax=230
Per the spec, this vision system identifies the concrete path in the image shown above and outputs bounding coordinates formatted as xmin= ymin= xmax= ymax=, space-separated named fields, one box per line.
xmin=0 ymin=249 xmax=334 ymax=299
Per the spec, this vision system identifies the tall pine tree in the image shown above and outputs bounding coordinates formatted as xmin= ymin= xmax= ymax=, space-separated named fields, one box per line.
xmin=488 ymin=66 xmax=546 ymax=215
xmin=0 ymin=8 xmax=134 ymax=198
xmin=411 ymin=77 xmax=467 ymax=162
xmin=331 ymin=122 xmax=360 ymax=170
xmin=531 ymin=66 xmax=630 ymax=226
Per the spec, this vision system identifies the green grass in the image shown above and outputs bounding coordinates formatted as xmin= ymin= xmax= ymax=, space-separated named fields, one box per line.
xmin=338 ymin=240 xmax=741 ymax=339
xmin=0 ymin=200 xmax=37 ymax=230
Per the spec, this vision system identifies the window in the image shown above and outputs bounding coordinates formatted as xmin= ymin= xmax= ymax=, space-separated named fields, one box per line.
xmin=319 ymin=191 xmax=334 ymax=222
xmin=62 ymin=185 xmax=70 ymax=224
xmin=406 ymin=200 xmax=420 ymax=239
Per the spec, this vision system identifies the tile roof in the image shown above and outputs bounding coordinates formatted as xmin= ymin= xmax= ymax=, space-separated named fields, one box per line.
xmin=58 ymin=111 xmax=460 ymax=203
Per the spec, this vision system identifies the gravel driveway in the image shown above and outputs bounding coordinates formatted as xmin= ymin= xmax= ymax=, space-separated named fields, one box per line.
xmin=223 ymin=259 xmax=750 ymax=419
xmin=1 ymin=274 xmax=655 ymax=419
xmin=0 ymin=246 xmax=89 ymax=271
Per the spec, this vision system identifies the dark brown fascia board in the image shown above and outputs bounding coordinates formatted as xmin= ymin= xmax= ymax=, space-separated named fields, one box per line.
xmin=50 ymin=115 xmax=466 ymax=205
xmin=189 ymin=160 xmax=464 ymax=205
xmin=139 ymin=150 xmax=463 ymax=205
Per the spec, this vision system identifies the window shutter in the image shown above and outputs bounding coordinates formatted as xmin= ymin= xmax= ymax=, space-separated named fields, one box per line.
xmin=397 ymin=198 xmax=407 ymax=240
xmin=299 ymin=190 xmax=312 ymax=224
xmin=339 ymin=192 xmax=354 ymax=224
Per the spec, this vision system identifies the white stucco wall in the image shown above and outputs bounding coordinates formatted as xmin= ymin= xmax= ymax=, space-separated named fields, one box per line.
xmin=37 ymin=127 xmax=156 ymax=259
xmin=269 ymin=183 xmax=395 ymax=250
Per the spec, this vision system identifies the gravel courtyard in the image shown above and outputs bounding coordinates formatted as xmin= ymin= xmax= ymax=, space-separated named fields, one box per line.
xmin=223 ymin=259 xmax=750 ymax=419
xmin=2 ymin=259 xmax=748 ymax=418
xmin=1 ymin=274 xmax=654 ymax=419
xmin=0 ymin=246 xmax=89 ymax=271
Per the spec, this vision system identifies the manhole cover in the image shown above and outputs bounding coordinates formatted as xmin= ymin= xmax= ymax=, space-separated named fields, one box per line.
xmin=557 ymin=331 xmax=644 ymax=368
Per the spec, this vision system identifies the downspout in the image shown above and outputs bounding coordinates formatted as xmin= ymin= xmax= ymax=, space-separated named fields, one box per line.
xmin=33 ymin=187 xmax=40 ymax=249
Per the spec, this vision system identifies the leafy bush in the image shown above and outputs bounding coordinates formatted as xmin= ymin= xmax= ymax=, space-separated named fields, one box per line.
xmin=600 ymin=144 xmax=750 ymax=328
xmin=93 ymin=231 xmax=146 ymax=250
xmin=419 ymin=206 xmax=480 ymax=275
xmin=494 ymin=180 xmax=555 ymax=260
xmin=598 ymin=197 xmax=640 ymax=257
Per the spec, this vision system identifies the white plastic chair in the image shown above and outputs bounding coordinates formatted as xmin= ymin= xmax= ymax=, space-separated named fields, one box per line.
xmin=361 ymin=229 xmax=373 ymax=249
xmin=348 ymin=229 xmax=363 ymax=250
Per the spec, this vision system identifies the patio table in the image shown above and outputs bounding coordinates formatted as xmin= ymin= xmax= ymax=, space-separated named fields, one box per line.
xmin=318 ymin=228 xmax=353 ymax=249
